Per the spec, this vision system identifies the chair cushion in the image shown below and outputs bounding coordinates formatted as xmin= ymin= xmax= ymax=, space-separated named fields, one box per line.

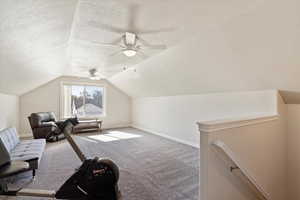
xmin=0 ymin=128 xmax=20 ymax=152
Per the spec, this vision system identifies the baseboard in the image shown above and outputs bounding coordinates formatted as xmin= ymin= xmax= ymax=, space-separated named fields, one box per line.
xmin=19 ymin=133 xmax=33 ymax=139
xmin=18 ymin=124 xmax=131 ymax=139
xmin=131 ymin=124 xmax=199 ymax=148
xmin=102 ymin=123 xmax=132 ymax=130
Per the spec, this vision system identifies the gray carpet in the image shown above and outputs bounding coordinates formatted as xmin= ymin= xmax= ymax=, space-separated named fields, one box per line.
xmin=3 ymin=128 xmax=199 ymax=200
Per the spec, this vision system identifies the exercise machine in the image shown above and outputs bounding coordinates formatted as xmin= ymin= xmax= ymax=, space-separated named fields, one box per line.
xmin=0 ymin=118 xmax=121 ymax=200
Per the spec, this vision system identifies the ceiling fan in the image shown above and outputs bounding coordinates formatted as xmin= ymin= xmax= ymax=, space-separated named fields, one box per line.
xmin=79 ymin=4 xmax=175 ymax=58
xmin=73 ymin=32 xmax=167 ymax=59
xmin=87 ymin=67 xmax=129 ymax=80
xmin=88 ymin=68 xmax=102 ymax=80
xmin=108 ymin=32 xmax=166 ymax=58
xmin=72 ymin=3 xmax=175 ymax=76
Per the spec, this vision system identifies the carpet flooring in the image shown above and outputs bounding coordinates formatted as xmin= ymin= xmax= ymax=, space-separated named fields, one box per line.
xmin=2 ymin=128 xmax=199 ymax=200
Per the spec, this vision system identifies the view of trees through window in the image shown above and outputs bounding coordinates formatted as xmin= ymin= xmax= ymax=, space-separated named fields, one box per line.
xmin=70 ymin=85 xmax=104 ymax=117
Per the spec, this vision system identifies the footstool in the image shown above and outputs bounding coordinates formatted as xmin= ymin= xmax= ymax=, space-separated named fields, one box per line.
xmin=72 ymin=119 xmax=102 ymax=134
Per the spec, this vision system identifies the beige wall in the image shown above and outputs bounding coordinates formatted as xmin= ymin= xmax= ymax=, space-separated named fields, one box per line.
xmin=287 ymin=104 xmax=300 ymax=199
xmin=199 ymin=94 xmax=288 ymax=200
xmin=0 ymin=93 xmax=19 ymax=131
xmin=19 ymin=76 xmax=131 ymax=136
xmin=132 ymin=90 xmax=277 ymax=147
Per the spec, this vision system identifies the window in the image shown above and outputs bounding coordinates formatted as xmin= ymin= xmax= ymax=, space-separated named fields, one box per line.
xmin=61 ymin=83 xmax=105 ymax=118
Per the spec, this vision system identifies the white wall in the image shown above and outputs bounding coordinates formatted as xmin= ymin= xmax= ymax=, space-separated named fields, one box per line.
xmin=199 ymin=94 xmax=288 ymax=200
xmin=0 ymin=93 xmax=19 ymax=131
xmin=132 ymin=90 xmax=277 ymax=147
xmin=19 ymin=76 xmax=131 ymax=136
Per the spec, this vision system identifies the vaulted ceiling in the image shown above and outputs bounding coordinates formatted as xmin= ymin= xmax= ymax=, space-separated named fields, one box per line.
xmin=1 ymin=0 xmax=300 ymax=97
xmin=110 ymin=0 xmax=300 ymax=97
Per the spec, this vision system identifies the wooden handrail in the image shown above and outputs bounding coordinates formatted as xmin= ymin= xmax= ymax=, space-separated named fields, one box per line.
xmin=211 ymin=140 xmax=270 ymax=200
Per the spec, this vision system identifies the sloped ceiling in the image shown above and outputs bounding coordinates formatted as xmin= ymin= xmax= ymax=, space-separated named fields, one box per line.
xmin=0 ymin=0 xmax=268 ymax=95
xmin=0 ymin=0 xmax=77 ymax=95
xmin=110 ymin=0 xmax=300 ymax=98
xmin=68 ymin=0 xmax=265 ymax=78
xmin=2 ymin=0 xmax=300 ymax=98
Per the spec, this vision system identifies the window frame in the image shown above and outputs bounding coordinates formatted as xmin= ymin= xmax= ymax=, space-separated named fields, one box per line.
xmin=60 ymin=81 xmax=106 ymax=119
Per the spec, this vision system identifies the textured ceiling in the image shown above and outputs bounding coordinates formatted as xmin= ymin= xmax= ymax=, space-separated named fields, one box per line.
xmin=67 ymin=0 xmax=264 ymax=77
xmin=0 ymin=0 xmax=76 ymax=95
xmin=0 ymin=0 xmax=265 ymax=95
xmin=2 ymin=0 xmax=300 ymax=98
xmin=110 ymin=0 xmax=300 ymax=98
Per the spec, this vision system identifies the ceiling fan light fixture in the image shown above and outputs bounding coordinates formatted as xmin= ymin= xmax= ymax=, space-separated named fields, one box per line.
xmin=89 ymin=76 xmax=101 ymax=80
xmin=123 ymin=49 xmax=137 ymax=57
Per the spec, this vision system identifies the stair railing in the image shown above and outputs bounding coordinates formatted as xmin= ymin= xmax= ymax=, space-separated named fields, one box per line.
xmin=211 ymin=140 xmax=270 ymax=200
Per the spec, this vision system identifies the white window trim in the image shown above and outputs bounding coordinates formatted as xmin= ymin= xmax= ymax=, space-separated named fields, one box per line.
xmin=60 ymin=81 xmax=106 ymax=120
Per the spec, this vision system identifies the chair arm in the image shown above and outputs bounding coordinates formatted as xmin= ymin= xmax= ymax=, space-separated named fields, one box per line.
xmin=0 ymin=161 xmax=30 ymax=179
xmin=55 ymin=120 xmax=64 ymax=127
xmin=39 ymin=122 xmax=57 ymax=128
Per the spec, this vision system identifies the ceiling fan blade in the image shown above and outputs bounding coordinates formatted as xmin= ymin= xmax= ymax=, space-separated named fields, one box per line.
xmin=139 ymin=45 xmax=167 ymax=50
xmin=136 ymin=36 xmax=154 ymax=46
xmin=101 ymin=67 xmax=124 ymax=73
xmin=137 ymin=36 xmax=167 ymax=50
xmin=109 ymin=50 xmax=123 ymax=57
xmin=87 ymin=21 xmax=126 ymax=34
xmin=136 ymin=51 xmax=148 ymax=59
xmin=71 ymin=39 xmax=121 ymax=48
xmin=136 ymin=27 xmax=177 ymax=35
xmin=110 ymin=37 xmax=123 ymax=45
xmin=92 ymin=43 xmax=120 ymax=47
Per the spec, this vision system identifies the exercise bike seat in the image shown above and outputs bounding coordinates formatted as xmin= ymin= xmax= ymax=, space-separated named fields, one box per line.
xmin=0 ymin=161 xmax=30 ymax=179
